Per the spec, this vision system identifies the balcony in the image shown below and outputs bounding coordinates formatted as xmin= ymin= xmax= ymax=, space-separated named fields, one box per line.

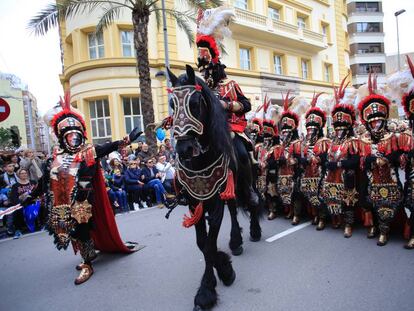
xmin=352 ymin=73 xmax=386 ymax=86
xmin=349 ymin=53 xmax=386 ymax=65
xmin=232 ymin=8 xmax=326 ymax=52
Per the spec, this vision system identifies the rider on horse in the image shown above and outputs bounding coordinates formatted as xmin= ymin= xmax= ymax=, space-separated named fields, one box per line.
xmin=195 ymin=7 xmax=259 ymax=206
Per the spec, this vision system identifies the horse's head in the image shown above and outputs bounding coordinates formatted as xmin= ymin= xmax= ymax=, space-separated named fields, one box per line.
xmin=168 ymin=65 xmax=232 ymax=162
xmin=168 ymin=65 xmax=210 ymax=160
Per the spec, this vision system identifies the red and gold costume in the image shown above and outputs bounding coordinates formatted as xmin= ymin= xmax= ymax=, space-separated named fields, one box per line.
xmin=40 ymin=93 xmax=140 ymax=284
xmin=268 ymin=91 xmax=299 ymax=218
xmin=393 ymin=55 xmax=414 ymax=249
xmin=358 ymin=75 xmax=403 ymax=246
xmin=317 ymin=77 xmax=361 ymax=236
xmin=290 ymin=92 xmax=328 ymax=225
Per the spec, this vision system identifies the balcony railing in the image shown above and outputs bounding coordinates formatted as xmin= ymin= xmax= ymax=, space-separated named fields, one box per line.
xmin=234 ymin=7 xmax=267 ymax=26
xmin=233 ymin=7 xmax=325 ymax=50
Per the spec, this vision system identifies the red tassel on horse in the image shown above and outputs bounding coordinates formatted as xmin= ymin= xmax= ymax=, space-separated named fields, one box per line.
xmin=183 ymin=202 xmax=204 ymax=228
xmin=220 ymin=169 xmax=236 ymax=200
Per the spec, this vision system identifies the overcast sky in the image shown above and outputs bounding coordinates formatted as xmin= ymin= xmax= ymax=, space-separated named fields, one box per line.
xmin=0 ymin=0 xmax=413 ymax=116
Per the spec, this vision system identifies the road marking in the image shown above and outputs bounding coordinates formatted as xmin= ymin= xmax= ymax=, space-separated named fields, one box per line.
xmin=266 ymin=221 xmax=312 ymax=243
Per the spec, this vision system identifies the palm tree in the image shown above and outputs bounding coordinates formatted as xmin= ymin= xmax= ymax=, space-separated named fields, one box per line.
xmin=28 ymin=0 xmax=221 ymax=148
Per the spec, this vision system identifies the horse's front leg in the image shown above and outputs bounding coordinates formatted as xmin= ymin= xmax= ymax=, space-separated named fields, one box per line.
xmin=227 ymin=200 xmax=243 ymax=255
xmin=193 ymin=200 xmax=224 ymax=311
xmin=249 ymin=201 xmax=262 ymax=242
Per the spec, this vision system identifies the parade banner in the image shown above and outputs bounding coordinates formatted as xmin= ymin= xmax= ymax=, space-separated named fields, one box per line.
xmin=0 ymin=204 xmax=22 ymax=219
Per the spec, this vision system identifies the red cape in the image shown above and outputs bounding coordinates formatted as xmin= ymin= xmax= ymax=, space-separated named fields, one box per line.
xmin=90 ymin=167 xmax=133 ymax=253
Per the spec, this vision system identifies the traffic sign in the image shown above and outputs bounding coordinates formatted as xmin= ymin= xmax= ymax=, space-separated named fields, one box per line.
xmin=0 ymin=98 xmax=11 ymax=122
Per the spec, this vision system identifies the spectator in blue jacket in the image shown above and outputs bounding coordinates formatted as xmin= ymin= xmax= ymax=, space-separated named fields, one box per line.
xmin=141 ymin=158 xmax=173 ymax=208
xmin=109 ymin=168 xmax=128 ymax=213
xmin=124 ymin=159 xmax=145 ymax=209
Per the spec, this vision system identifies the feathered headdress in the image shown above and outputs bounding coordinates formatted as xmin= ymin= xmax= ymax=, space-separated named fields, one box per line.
xmin=305 ymin=91 xmax=326 ymax=129
xmin=261 ymin=95 xmax=279 ymax=137
xmin=196 ymin=7 xmax=235 ymax=66
xmin=357 ymin=73 xmax=390 ymax=125
xmin=400 ymin=55 xmax=414 ymax=119
xmin=332 ymin=75 xmax=356 ymax=127
xmin=280 ymin=90 xmax=299 ymax=130
xmin=45 ymin=92 xmax=87 ymax=138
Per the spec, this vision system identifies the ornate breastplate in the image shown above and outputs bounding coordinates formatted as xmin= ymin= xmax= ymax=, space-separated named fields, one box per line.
xmin=48 ymin=152 xmax=81 ymax=249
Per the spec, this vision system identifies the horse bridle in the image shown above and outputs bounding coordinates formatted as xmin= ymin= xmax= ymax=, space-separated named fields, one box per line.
xmin=170 ymin=85 xmax=206 ymax=138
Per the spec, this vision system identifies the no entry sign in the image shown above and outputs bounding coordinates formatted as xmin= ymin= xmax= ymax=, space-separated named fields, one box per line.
xmin=0 ymin=98 xmax=10 ymax=122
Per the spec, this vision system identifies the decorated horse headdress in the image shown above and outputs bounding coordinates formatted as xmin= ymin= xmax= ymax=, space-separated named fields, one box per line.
xmin=305 ymin=91 xmax=326 ymax=130
xmin=357 ymin=73 xmax=390 ymax=125
xmin=280 ymin=90 xmax=298 ymax=130
xmin=195 ymin=6 xmax=235 ymax=71
xmin=332 ymin=74 xmax=356 ymax=128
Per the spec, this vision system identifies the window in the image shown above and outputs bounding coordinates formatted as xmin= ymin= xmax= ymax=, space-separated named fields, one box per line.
xmin=301 ymin=59 xmax=310 ymax=79
xmin=358 ymin=63 xmax=384 ymax=74
xmin=89 ymin=99 xmax=111 ymax=144
xmin=88 ymin=31 xmax=104 ymax=59
xmin=356 ymin=22 xmax=380 ymax=33
xmin=274 ymin=55 xmax=283 ymax=75
xmin=123 ymin=97 xmax=144 ymax=134
xmin=324 ymin=64 xmax=332 ymax=82
xmin=356 ymin=43 xmax=382 ymax=54
xmin=356 ymin=2 xmax=379 ymax=13
xmin=296 ymin=14 xmax=308 ymax=29
xmin=121 ymin=30 xmax=134 ymax=57
xmin=268 ymin=7 xmax=280 ymax=21
xmin=239 ymin=48 xmax=251 ymax=70
xmin=235 ymin=0 xmax=248 ymax=10
xmin=322 ymin=25 xmax=327 ymax=36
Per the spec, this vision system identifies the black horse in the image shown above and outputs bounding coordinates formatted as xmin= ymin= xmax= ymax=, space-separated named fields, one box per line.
xmin=168 ymin=65 xmax=261 ymax=310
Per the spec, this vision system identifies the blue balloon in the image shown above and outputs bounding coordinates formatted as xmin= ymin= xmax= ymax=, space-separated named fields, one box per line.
xmin=24 ymin=201 xmax=41 ymax=232
xmin=156 ymin=128 xmax=166 ymax=141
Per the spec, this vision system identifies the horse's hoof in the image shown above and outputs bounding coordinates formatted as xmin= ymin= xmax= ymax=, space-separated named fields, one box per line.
xmin=249 ymin=236 xmax=261 ymax=242
xmin=194 ymin=285 xmax=217 ymax=310
xmin=231 ymin=246 xmax=243 ymax=256
xmin=222 ymin=270 xmax=236 ymax=287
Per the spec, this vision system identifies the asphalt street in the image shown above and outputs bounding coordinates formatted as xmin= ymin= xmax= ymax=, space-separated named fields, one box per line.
xmin=1 ymin=206 xmax=413 ymax=311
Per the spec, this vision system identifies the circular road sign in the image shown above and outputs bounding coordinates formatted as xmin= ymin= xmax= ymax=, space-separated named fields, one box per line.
xmin=0 ymin=98 xmax=11 ymax=122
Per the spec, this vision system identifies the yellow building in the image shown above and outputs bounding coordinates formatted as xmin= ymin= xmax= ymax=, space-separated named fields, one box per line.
xmin=58 ymin=0 xmax=350 ymax=143
xmin=0 ymin=74 xmax=28 ymax=148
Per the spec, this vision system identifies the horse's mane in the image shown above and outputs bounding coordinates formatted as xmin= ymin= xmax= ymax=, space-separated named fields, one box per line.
xmin=195 ymin=76 xmax=233 ymax=158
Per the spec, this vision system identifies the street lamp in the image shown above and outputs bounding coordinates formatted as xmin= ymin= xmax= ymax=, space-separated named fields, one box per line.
xmin=395 ymin=9 xmax=406 ymax=71
xmin=157 ymin=0 xmax=174 ymax=146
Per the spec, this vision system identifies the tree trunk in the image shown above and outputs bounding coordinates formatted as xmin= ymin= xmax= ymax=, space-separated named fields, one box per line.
xmin=132 ymin=9 xmax=157 ymax=151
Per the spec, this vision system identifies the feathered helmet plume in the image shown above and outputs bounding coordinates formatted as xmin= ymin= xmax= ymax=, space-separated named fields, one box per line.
xmin=401 ymin=55 xmax=414 ymax=120
xmin=305 ymin=91 xmax=326 ymax=129
xmin=357 ymin=73 xmax=390 ymax=125
xmin=280 ymin=90 xmax=299 ymax=130
xmin=332 ymin=74 xmax=356 ymax=127
xmin=261 ymin=95 xmax=278 ymax=137
xmin=46 ymin=91 xmax=87 ymax=138
xmin=196 ymin=7 xmax=235 ymax=68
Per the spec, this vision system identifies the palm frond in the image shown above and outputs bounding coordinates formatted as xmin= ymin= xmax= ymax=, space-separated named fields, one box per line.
xmin=177 ymin=0 xmax=223 ymax=10
xmin=96 ymin=4 xmax=123 ymax=33
xmin=64 ymin=0 xmax=132 ymax=19
xmin=151 ymin=2 xmax=162 ymax=31
xmin=27 ymin=3 xmax=62 ymax=36
xmin=166 ymin=10 xmax=195 ymax=46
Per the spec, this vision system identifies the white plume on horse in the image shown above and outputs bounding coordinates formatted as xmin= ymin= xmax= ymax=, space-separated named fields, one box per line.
xmin=386 ymin=70 xmax=414 ymax=103
xmin=197 ymin=7 xmax=235 ymax=43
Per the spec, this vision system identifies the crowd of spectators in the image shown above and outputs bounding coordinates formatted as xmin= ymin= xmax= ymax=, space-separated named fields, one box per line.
xmin=103 ymin=138 xmax=176 ymax=212
xmin=0 ymin=138 xmax=176 ymax=240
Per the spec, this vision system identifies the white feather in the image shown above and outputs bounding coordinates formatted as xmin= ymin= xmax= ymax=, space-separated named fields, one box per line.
xmin=198 ymin=7 xmax=235 ymax=42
